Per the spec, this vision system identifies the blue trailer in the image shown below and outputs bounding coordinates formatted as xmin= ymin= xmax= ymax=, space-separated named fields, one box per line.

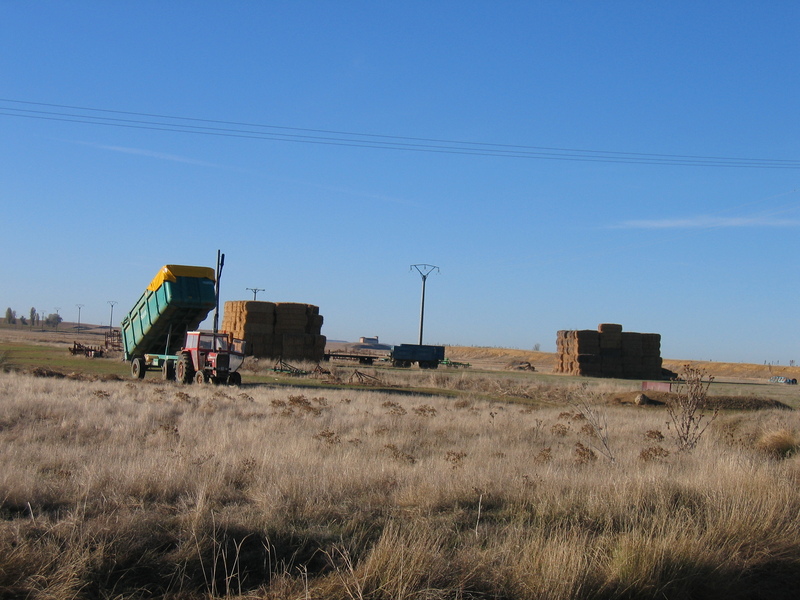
xmin=390 ymin=344 xmax=445 ymax=369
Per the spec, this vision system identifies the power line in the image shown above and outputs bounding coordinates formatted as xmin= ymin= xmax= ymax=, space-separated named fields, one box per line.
xmin=1 ymin=98 xmax=798 ymax=168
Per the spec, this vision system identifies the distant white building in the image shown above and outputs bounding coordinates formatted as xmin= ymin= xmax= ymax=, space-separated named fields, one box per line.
xmin=359 ymin=336 xmax=379 ymax=344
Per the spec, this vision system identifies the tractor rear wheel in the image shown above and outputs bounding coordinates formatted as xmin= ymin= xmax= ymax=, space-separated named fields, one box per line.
xmin=131 ymin=357 xmax=146 ymax=379
xmin=176 ymin=353 xmax=194 ymax=384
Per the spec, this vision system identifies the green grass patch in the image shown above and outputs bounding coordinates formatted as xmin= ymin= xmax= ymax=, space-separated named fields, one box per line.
xmin=0 ymin=341 xmax=129 ymax=376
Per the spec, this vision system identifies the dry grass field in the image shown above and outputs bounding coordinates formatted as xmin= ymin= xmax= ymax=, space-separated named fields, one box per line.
xmin=2 ymin=325 xmax=800 ymax=598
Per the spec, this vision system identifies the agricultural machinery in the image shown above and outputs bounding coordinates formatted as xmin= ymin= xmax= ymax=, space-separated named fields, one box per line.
xmin=121 ymin=255 xmax=245 ymax=385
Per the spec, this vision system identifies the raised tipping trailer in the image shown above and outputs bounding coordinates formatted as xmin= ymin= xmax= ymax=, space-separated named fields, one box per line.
xmin=121 ymin=265 xmax=217 ymax=378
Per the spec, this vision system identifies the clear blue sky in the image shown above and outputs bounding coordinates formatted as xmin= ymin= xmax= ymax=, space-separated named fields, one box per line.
xmin=1 ymin=2 xmax=798 ymax=364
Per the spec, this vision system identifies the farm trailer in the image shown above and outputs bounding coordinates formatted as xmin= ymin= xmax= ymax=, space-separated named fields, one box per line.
xmin=390 ymin=344 xmax=445 ymax=369
xmin=120 ymin=264 xmax=245 ymax=385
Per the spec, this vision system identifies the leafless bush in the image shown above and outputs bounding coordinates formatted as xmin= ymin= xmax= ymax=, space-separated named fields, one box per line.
xmin=569 ymin=387 xmax=615 ymax=462
xmin=667 ymin=365 xmax=717 ymax=451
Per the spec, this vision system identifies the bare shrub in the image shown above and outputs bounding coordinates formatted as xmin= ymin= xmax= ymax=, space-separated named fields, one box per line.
xmin=534 ymin=447 xmax=553 ymax=464
xmin=382 ymin=400 xmax=406 ymax=416
xmin=666 ymin=365 xmax=717 ymax=451
xmin=639 ymin=446 xmax=671 ymax=462
xmin=569 ymin=388 xmax=615 ymax=462
xmin=412 ymin=404 xmax=437 ymax=417
xmin=445 ymin=450 xmax=467 ymax=469
xmin=574 ymin=442 xmax=597 ymax=464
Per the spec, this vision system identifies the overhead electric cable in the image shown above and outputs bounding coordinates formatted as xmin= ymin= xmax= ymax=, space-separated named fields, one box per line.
xmin=1 ymin=98 xmax=798 ymax=168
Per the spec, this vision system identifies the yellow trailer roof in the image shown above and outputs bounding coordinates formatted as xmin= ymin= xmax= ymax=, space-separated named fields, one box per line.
xmin=147 ymin=265 xmax=216 ymax=292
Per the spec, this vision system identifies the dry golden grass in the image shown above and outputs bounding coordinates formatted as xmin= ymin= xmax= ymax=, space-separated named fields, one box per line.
xmin=2 ymin=369 xmax=800 ymax=598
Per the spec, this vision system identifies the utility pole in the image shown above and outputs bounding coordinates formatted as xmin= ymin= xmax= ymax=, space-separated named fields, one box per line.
xmin=76 ymin=304 xmax=84 ymax=332
xmin=107 ymin=301 xmax=117 ymax=330
xmin=246 ymin=287 xmax=264 ymax=301
xmin=410 ymin=264 xmax=439 ymax=345
xmin=54 ymin=307 xmax=60 ymax=331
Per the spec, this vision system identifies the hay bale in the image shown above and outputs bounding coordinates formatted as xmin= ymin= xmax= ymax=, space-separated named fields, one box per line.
xmin=621 ymin=332 xmax=643 ymax=356
xmin=576 ymin=354 xmax=600 ymax=365
xmin=242 ymin=301 xmax=276 ymax=314
xmin=598 ymin=323 xmax=623 ymax=334
xmin=600 ymin=333 xmax=622 ymax=349
xmin=575 ymin=330 xmax=600 ymax=353
xmin=275 ymin=302 xmax=310 ymax=315
xmin=307 ymin=314 xmax=324 ymax=334
xmin=641 ymin=333 xmax=661 ymax=357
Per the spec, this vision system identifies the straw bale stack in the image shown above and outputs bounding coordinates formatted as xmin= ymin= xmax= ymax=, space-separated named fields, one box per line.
xmin=222 ymin=300 xmax=326 ymax=361
xmin=641 ymin=333 xmax=661 ymax=356
xmin=555 ymin=324 xmax=663 ymax=380
xmin=621 ymin=332 xmax=643 ymax=378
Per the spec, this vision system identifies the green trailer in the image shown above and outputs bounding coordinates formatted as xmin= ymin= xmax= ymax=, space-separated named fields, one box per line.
xmin=121 ymin=265 xmax=217 ymax=362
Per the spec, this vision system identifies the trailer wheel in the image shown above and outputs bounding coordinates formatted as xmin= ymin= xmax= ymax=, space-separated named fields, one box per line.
xmin=228 ymin=372 xmax=241 ymax=386
xmin=194 ymin=370 xmax=207 ymax=384
xmin=176 ymin=353 xmax=194 ymax=384
xmin=162 ymin=360 xmax=175 ymax=381
xmin=131 ymin=357 xmax=146 ymax=379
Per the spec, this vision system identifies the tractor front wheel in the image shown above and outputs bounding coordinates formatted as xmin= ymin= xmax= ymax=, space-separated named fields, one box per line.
xmin=176 ymin=353 xmax=194 ymax=384
xmin=228 ymin=372 xmax=242 ymax=386
xmin=194 ymin=370 xmax=207 ymax=384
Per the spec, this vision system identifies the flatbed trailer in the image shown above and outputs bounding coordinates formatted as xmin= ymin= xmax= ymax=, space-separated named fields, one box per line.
xmin=323 ymin=351 xmax=390 ymax=365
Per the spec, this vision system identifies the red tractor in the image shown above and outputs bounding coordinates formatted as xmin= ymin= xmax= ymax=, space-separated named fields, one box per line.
xmin=173 ymin=331 xmax=245 ymax=385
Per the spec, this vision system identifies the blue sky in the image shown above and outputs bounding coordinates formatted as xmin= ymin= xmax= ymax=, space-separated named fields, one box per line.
xmin=1 ymin=2 xmax=798 ymax=364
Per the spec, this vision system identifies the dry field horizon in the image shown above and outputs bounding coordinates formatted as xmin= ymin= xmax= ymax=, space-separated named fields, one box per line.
xmin=7 ymin=321 xmax=796 ymax=382
xmin=3 ymin=323 xmax=800 ymax=598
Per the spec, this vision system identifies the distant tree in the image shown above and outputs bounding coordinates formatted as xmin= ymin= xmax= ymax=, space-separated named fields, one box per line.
xmin=30 ymin=307 xmax=36 ymax=325
xmin=45 ymin=313 xmax=63 ymax=328
xmin=19 ymin=316 xmax=27 ymax=326
xmin=532 ymin=343 xmax=541 ymax=352
xmin=4 ymin=307 xmax=16 ymax=325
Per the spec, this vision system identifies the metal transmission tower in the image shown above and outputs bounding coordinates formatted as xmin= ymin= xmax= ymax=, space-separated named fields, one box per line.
xmin=76 ymin=304 xmax=84 ymax=332
xmin=410 ymin=264 xmax=439 ymax=345
xmin=246 ymin=287 xmax=265 ymax=301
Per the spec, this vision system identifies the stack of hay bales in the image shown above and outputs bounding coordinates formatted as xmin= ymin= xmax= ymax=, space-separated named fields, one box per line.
xmin=641 ymin=333 xmax=663 ymax=379
xmin=556 ymin=329 xmax=601 ymax=377
xmin=556 ymin=324 xmax=662 ymax=379
xmin=221 ymin=301 xmax=326 ymax=361
xmin=599 ymin=323 xmax=623 ymax=379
